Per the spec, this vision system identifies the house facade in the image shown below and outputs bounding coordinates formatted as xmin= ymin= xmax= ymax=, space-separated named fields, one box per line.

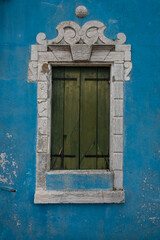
xmin=0 ymin=0 xmax=160 ymax=239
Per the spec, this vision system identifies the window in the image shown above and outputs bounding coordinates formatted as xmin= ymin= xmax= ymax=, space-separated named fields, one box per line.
xmin=51 ymin=67 xmax=110 ymax=170
xmin=28 ymin=20 xmax=132 ymax=203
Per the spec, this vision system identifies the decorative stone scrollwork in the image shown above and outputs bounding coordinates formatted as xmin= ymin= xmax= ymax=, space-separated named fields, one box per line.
xmin=116 ymin=33 xmax=126 ymax=45
xmin=28 ymin=61 xmax=38 ymax=82
xmin=36 ymin=33 xmax=47 ymax=45
xmin=29 ymin=19 xmax=132 ymax=82
xmin=38 ymin=21 xmax=127 ymax=46
xmin=124 ymin=62 xmax=133 ymax=81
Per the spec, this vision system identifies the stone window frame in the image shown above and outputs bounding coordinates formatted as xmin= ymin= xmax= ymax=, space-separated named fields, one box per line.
xmin=28 ymin=20 xmax=132 ymax=204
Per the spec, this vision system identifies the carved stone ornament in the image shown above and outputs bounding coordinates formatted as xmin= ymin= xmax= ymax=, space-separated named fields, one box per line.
xmin=37 ymin=21 xmax=126 ymax=45
xmin=27 ymin=18 xmax=132 ymax=204
xmin=28 ymin=20 xmax=132 ymax=83
xmin=75 ymin=5 xmax=89 ymax=18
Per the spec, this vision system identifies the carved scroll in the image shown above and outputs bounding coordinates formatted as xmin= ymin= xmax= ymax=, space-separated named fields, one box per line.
xmin=28 ymin=61 xmax=38 ymax=82
xmin=124 ymin=62 xmax=132 ymax=81
xmin=37 ymin=21 xmax=127 ymax=46
xmin=29 ymin=20 xmax=132 ymax=81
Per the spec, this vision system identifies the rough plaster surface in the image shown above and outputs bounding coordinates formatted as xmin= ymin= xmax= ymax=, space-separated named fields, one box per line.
xmin=0 ymin=0 xmax=160 ymax=239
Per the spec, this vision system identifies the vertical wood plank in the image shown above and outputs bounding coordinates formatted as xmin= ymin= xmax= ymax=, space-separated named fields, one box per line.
xmin=64 ymin=67 xmax=80 ymax=169
xmin=80 ymin=67 xmax=97 ymax=169
xmin=97 ymin=67 xmax=110 ymax=169
xmin=51 ymin=67 xmax=64 ymax=169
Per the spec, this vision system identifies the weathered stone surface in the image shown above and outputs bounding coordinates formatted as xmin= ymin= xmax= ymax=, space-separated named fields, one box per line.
xmin=37 ymin=82 xmax=48 ymax=99
xmin=105 ymin=52 xmax=124 ymax=62
xmin=113 ymin=82 xmax=124 ymax=99
xmin=113 ymin=100 xmax=123 ymax=117
xmin=36 ymin=32 xmax=47 ymax=45
xmin=113 ymin=135 xmax=123 ymax=153
xmin=36 ymin=153 xmax=48 ymax=189
xmin=114 ymin=171 xmax=123 ymax=190
xmin=124 ymin=62 xmax=132 ymax=81
xmin=71 ymin=44 xmax=92 ymax=61
xmin=112 ymin=153 xmax=123 ymax=170
xmin=37 ymin=135 xmax=48 ymax=153
xmin=38 ymin=100 xmax=48 ymax=117
xmin=115 ymin=44 xmax=131 ymax=52
xmin=114 ymin=63 xmax=124 ymax=80
xmin=90 ymin=45 xmax=111 ymax=61
xmin=38 ymin=62 xmax=50 ymax=81
xmin=38 ymin=118 xmax=48 ymax=135
xmin=47 ymin=21 xmax=127 ymax=45
xmin=28 ymin=61 xmax=38 ymax=82
xmin=124 ymin=51 xmax=131 ymax=61
xmin=38 ymin=52 xmax=57 ymax=62
xmin=113 ymin=117 xmax=123 ymax=134
xmin=34 ymin=190 xmax=125 ymax=204
xmin=31 ymin=45 xmax=38 ymax=61
xmin=48 ymin=45 xmax=72 ymax=61
xmin=75 ymin=5 xmax=89 ymax=18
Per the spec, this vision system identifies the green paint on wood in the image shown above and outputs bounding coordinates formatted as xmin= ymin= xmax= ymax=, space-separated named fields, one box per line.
xmin=80 ymin=67 xmax=97 ymax=169
xmin=64 ymin=68 xmax=80 ymax=169
xmin=51 ymin=67 xmax=110 ymax=170
xmin=51 ymin=67 xmax=64 ymax=169
xmin=97 ymin=68 xmax=110 ymax=169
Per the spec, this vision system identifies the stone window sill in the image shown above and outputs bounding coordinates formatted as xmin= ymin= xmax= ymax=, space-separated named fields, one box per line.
xmin=34 ymin=189 xmax=124 ymax=204
xmin=34 ymin=170 xmax=125 ymax=204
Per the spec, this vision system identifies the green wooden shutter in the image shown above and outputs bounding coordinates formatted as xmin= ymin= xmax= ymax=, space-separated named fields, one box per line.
xmin=80 ymin=67 xmax=97 ymax=169
xmin=63 ymin=67 xmax=80 ymax=169
xmin=51 ymin=67 xmax=64 ymax=169
xmin=97 ymin=68 xmax=110 ymax=169
xmin=51 ymin=67 xmax=110 ymax=170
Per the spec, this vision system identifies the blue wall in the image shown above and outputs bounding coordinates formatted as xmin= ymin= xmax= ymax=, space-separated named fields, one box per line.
xmin=0 ymin=0 xmax=160 ymax=239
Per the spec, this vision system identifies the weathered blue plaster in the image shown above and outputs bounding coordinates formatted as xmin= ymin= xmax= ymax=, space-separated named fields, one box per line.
xmin=46 ymin=172 xmax=113 ymax=190
xmin=0 ymin=0 xmax=160 ymax=239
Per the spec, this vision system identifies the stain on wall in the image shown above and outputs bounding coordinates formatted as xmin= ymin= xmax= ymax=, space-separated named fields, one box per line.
xmin=0 ymin=0 xmax=160 ymax=239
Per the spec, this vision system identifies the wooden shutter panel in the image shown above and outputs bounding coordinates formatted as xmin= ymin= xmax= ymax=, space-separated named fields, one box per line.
xmin=51 ymin=67 xmax=110 ymax=170
xmin=51 ymin=67 xmax=65 ymax=169
xmin=63 ymin=67 xmax=80 ymax=169
xmin=80 ymin=67 xmax=97 ymax=169
xmin=97 ymin=67 xmax=110 ymax=169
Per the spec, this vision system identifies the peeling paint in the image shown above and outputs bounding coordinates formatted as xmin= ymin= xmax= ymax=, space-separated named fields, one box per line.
xmin=0 ymin=175 xmax=8 ymax=183
xmin=0 ymin=153 xmax=9 ymax=171
xmin=6 ymin=133 xmax=12 ymax=138
xmin=108 ymin=19 xmax=118 ymax=24
xmin=14 ymin=215 xmax=21 ymax=227
xmin=0 ymin=152 xmax=18 ymax=184
xmin=13 ymin=171 xmax=17 ymax=177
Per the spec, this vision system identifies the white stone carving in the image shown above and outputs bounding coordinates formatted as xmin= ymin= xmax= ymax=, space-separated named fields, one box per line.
xmin=71 ymin=44 xmax=92 ymax=61
xmin=30 ymin=20 xmax=132 ymax=81
xmin=27 ymin=18 xmax=132 ymax=204
xmin=116 ymin=33 xmax=126 ymax=44
xmin=75 ymin=5 xmax=89 ymax=18
xmin=36 ymin=33 xmax=47 ymax=45
xmin=28 ymin=61 xmax=38 ymax=82
xmin=124 ymin=62 xmax=133 ymax=81
xmin=37 ymin=82 xmax=48 ymax=99
xmin=44 ymin=21 xmax=127 ymax=45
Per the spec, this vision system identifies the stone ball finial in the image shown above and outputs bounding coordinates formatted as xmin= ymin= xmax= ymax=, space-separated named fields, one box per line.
xmin=75 ymin=6 xmax=89 ymax=18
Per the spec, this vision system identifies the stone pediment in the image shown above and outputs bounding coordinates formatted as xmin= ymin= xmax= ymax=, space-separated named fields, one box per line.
xmin=28 ymin=19 xmax=132 ymax=82
xmin=36 ymin=21 xmax=126 ymax=46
